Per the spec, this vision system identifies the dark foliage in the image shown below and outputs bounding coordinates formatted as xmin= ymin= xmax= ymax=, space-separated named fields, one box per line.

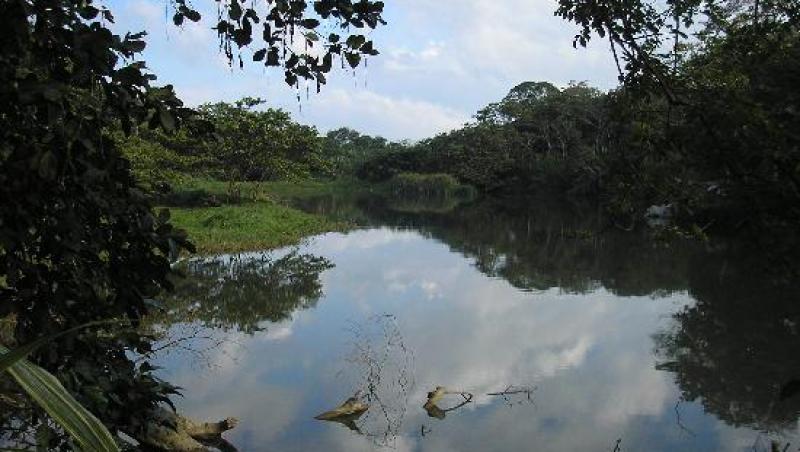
xmin=357 ymin=5 xmax=800 ymax=234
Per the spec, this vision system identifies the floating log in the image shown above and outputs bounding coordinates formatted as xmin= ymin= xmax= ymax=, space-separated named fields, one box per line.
xmin=423 ymin=386 xmax=473 ymax=420
xmin=314 ymin=395 xmax=369 ymax=421
xmin=139 ymin=406 xmax=238 ymax=451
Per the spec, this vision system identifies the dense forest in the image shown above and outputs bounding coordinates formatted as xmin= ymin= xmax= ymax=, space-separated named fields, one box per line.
xmin=122 ymin=0 xmax=800 ymax=235
xmin=1 ymin=0 xmax=799 ymax=450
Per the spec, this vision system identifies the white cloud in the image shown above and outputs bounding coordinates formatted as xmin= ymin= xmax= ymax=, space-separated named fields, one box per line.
xmin=125 ymin=0 xmax=160 ymax=24
xmin=297 ymin=89 xmax=470 ymax=140
xmin=110 ymin=0 xmax=619 ymax=140
xmin=420 ymin=0 xmax=614 ymax=86
xmin=313 ymin=228 xmax=420 ymax=253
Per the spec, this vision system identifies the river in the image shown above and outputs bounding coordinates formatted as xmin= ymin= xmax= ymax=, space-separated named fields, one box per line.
xmin=152 ymin=196 xmax=800 ymax=451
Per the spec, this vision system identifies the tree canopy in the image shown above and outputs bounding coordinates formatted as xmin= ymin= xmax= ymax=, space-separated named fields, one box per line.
xmin=355 ymin=0 xmax=799 ymax=233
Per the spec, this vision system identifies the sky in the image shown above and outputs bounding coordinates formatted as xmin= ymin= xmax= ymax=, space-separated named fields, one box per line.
xmin=110 ymin=0 xmax=620 ymax=140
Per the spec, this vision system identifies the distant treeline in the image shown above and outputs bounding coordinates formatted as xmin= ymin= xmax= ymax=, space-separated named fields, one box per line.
xmin=359 ymin=66 xmax=799 ymax=233
xmin=357 ymin=81 xmax=610 ymax=197
xmin=117 ymin=97 xmax=410 ymax=188
xmin=358 ymin=10 xmax=800 ymax=233
xmin=121 ymin=8 xmax=800 ymax=234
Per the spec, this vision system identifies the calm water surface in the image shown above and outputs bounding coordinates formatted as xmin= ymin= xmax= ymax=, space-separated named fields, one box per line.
xmin=154 ymin=199 xmax=800 ymax=451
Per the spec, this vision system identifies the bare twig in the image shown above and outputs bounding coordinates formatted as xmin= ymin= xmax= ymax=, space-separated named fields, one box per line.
xmin=487 ymin=385 xmax=537 ymax=407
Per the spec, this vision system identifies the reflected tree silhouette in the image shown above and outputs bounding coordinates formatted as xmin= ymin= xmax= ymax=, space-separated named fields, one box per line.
xmin=292 ymin=193 xmax=800 ymax=442
xmin=655 ymin=243 xmax=800 ymax=432
xmin=156 ymin=251 xmax=334 ymax=334
xmin=2 ymin=250 xmax=334 ymax=449
xmin=297 ymin=195 xmax=694 ymax=296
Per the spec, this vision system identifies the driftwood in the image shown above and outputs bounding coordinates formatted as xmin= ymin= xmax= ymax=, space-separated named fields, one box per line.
xmin=139 ymin=406 xmax=238 ymax=452
xmin=423 ymin=385 xmax=535 ymax=420
xmin=423 ymin=386 xmax=474 ymax=419
xmin=314 ymin=393 xmax=369 ymax=432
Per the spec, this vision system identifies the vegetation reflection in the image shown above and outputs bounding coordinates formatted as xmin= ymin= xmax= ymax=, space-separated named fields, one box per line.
xmin=154 ymin=251 xmax=333 ymax=335
xmin=655 ymin=241 xmax=800 ymax=432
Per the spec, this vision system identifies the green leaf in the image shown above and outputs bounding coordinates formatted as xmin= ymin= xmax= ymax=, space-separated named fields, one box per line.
xmin=300 ymin=18 xmax=320 ymax=29
xmin=1 ymin=345 xmax=121 ymax=451
xmin=184 ymin=9 xmax=201 ymax=22
xmin=345 ymin=52 xmax=361 ymax=68
xmin=361 ymin=41 xmax=379 ymax=56
xmin=253 ymin=48 xmax=267 ymax=62
xmin=79 ymin=6 xmax=99 ymax=19
xmin=37 ymin=151 xmax=57 ymax=181
xmin=229 ymin=1 xmax=242 ymax=21
xmin=321 ymin=52 xmax=333 ymax=72
xmin=267 ymin=48 xmax=280 ymax=66
xmin=345 ymin=35 xmax=366 ymax=49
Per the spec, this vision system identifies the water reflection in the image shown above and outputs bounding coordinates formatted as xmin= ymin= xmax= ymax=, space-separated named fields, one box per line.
xmin=655 ymin=241 xmax=800 ymax=433
xmin=297 ymin=195 xmax=692 ymax=295
xmin=337 ymin=315 xmax=414 ymax=447
xmin=160 ymin=251 xmax=334 ymax=334
xmin=149 ymin=197 xmax=800 ymax=451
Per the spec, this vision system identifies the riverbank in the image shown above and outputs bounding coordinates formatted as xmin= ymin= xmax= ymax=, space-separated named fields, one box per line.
xmin=167 ymin=202 xmax=347 ymax=254
xmin=163 ymin=176 xmax=476 ymax=254
xmin=163 ymin=179 xmax=365 ymax=254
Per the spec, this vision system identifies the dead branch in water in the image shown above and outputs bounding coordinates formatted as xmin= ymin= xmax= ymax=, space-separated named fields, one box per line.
xmin=314 ymin=392 xmax=370 ymax=434
xmin=487 ymin=385 xmax=537 ymax=406
xmin=423 ymin=386 xmax=475 ymax=419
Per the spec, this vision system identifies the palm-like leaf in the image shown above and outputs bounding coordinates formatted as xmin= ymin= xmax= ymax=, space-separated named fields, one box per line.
xmin=0 ymin=322 xmax=123 ymax=452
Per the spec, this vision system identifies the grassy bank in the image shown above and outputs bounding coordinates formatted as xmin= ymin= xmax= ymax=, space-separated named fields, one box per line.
xmin=161 ymin=178 xmax=369 ymax=254
xmin=166 ymin=202 xmax=348 ymax=254
xmin=162 ymin=176 xmax=476 ymax=254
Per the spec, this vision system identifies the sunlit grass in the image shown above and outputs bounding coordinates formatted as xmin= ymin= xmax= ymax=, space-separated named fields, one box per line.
xmin=167 ymin=202 xmax=349 ymax=254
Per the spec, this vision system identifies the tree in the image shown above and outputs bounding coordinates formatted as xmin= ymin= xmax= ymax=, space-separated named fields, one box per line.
xmin=371 ymin=81 xmax=609 ymax=194
xmin=0 ymin=0 xmax=386 ymax=446
xmin=476 ymin=81 xmax=561 ymax=124
xmin=556 ymin=0 xmax=800 ymax=228
xmin=198 ymin=98 xmax=327 ymax=181
xmin=322 ymin=127 xmax=404 ymax=176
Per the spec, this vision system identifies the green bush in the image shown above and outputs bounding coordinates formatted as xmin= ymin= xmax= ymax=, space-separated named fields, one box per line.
xmin=114 ymin=132 xmax=214 ymax=188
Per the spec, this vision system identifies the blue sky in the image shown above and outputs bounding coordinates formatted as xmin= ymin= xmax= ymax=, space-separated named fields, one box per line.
xmin=110 ymin=0 xmax=619 ymax=140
